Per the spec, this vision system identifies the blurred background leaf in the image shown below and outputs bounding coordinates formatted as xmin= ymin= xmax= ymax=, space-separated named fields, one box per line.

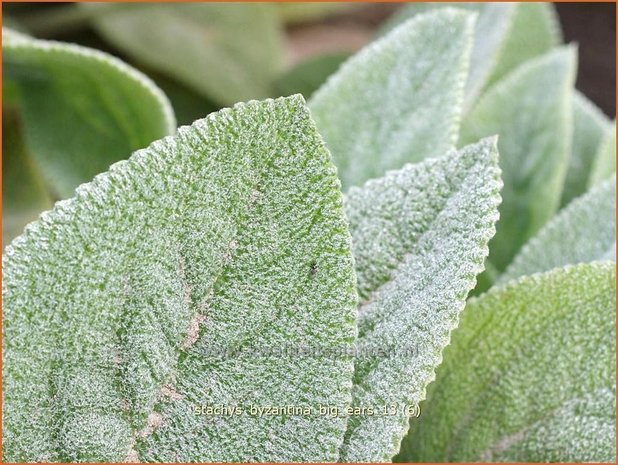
xmin=3 ymin=28 xmax=174 ymax=243
xmin=80 ymin=2 xmax=285 ymax=106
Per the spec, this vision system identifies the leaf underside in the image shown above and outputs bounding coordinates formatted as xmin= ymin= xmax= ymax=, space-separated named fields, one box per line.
xmin=2 ymin=96 xmax=358 ymax=463
xmin=340 ymin=138 xmax=502 ymax=461
xmin=399 ymin=262 xmax=616 ymax=462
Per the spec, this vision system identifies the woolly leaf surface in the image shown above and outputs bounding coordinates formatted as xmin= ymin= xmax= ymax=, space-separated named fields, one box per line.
xmin=2 ymin=96 xmax=358 ymax=462
xmin=461 ymin=47 xmax=576 ymax=272
xmin=310 ymin=9 xmax=475 ymax=190
xmin=340 ymin=138 xmax=502 ymax=461
xmin=561 ymin=91 xmax=610 ymax=206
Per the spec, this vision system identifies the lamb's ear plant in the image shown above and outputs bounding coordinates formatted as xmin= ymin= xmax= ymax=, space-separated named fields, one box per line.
xmin=561 ymin=91 xmax=611 ymax=206
xmin=500 ymin=177 xmax=616 ymax=283
xmin=340 ymin=138 xmax=502 ymax=461
xmin=590 ymin=121 xmax=617 ymax=186
xmin=2 ymin=3 xmax=616 ymax=463
xmin=3 ymin=96 xmax=358 ymax=462
xmin=397 ymin=262 xmax=616 ymax=462
xmin=460 ymin=46 xmax=576 ymax=275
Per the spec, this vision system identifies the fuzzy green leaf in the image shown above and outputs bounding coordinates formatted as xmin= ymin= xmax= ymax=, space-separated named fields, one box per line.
xmin=398 ymin=262 xmax=616 ymax=462
xmin=2 ymin=96 xmax=358 ymax=462
xmin=378 ymin=3 xmax=515 ymax=109
xmin=561 ymin=91 xmax=610 ymax=206
xmin=484 ymin=2 xmax=561 ymax=88
xmin=340 ymin=138 xmax=502 ymax=461
xmin=3 ymin=28 xmax=175 ymax=200
xmin=310 ymin=9 xmax=475 ymax=190
xmin=589 ymin=121 xmax=616 ymax=187
xmin=500 ymin=177 xmax=615 ymax=283
xmin=461 ymin=47 xmax=576 ymax=272
xmin=82 ymin=3 xmax=283 ymax=106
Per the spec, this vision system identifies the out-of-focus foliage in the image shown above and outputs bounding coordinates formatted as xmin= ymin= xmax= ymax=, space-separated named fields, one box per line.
xmin=461 ymin=47 xmax=576 ymax=273
xmin=561 ymin=91 xmax=610 ymax=206
xmin=2 ymin=28 xmax=174 ymax=243
xmin=341 ymin=138 xmax=501 ymax=461
xmin=500 ymin=177 xmax=616 ymax=283
xmin=275 ymin=53 xmax=349 ymax=100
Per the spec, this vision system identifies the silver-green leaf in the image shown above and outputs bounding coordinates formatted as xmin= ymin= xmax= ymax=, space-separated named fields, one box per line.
xmin=500 ymin=177 xmax=616 ymax=284
xmin=310 ymin=9 xmax=475 ymax=190
xmin=399 ymin=262 xmax=616 ymax=462
xmin=340 ymin=138 xmax=502 ymax=461
xmin=2 ymin=96 xmax=358 ymax=462
xmin=3 ymin=28 xmax=175 ymax=200
xmin=561 ymin=91 xmax=610 ymax=206
xmin=377 ymin=2 xmax=515 ymax=109
xmin=82 ymin=2 xmax=284 ymax=106
xmin=461 ymin=46 xmax=576 ymax=272
xmin=589 ymin=121 xmax=617 ymax=187
xmin=484 ymin=2 xmax=561 ymax=88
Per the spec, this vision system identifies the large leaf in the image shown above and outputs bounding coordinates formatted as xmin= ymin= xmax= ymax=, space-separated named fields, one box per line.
xmin=3 ymin=28 xmax=175 ymax=200
xmin=2 ymin=109 xmax=52 ymax=246
xmin=2 ymin=96 xmax=358 ymax=462
xmin=589 ymin=121 xmax=617 ymax=187
xmin=561 ymin=91 xmax=610 ymax=206
xmin=378 ymin=3 xmax=515 ymax=109
xmin=484 ymin=2 xmax=561 ymax=88
xmin=309 ymin=9 xmax=475 ymax=190
xmin=82 ymin=3 xmax=284 ymax=106
xmin=461 ymin=46 xmax=576 ymax=272
xmin=398 ymin=262 xmax=616 ymax=462
xmin=500 ymin=177 xmax=616 ymax=283
xmin=340 ymin=138 xmax=502 ymax=461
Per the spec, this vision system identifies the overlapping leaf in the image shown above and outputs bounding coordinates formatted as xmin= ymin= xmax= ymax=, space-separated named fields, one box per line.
xmin=378 ymin=2 xmax=514 ymax=109
xmin=2 ymin=96 xmax=358 ymax=462
xmin=561 ymin=91 xmax=610 ymax=206
xmin=461 ymin=46 xmax=576 ymax=273
xmin=3 ymin=27 xmax=175 ymax=205
xmin=399 ymin=262 xmax=616 ymax=462
xmin=82 ymin=2 xmax=284 ymax=106
xmin=589 ymin=121 xmax=617 ymax=187
xmin=501 ymin=177 xmax=616 ymax=283
xmin=484 ymin=2 xmax=561 ymax=88
xmin=340 ymin=138 xmax=502 ymax=461
xmin=379 ymin=3 xmax=560 ymax=110
xmin=310 ymin=9 xmax=475 ymax=190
